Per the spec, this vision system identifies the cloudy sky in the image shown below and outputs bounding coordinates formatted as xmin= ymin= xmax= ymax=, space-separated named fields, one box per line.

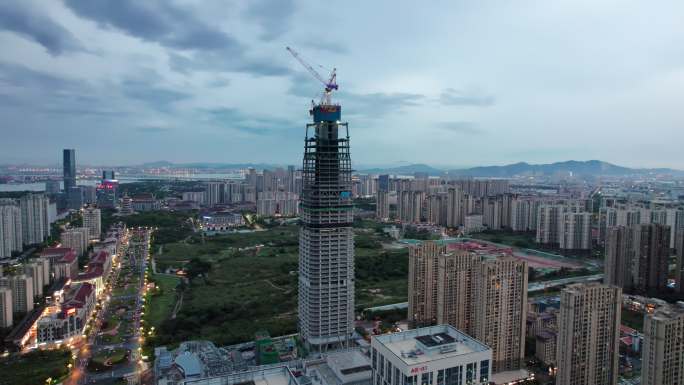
xmin=0 ymin=1 xmax=683 ymax=168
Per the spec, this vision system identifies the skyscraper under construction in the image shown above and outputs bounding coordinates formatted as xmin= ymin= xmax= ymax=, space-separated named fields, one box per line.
xmin=298 ymin=102 xmax=354 ymax=351
xmin=287 ymin=46 xmax=354 ymax=351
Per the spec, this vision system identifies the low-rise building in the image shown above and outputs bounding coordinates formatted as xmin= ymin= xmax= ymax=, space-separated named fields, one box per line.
xmin=41 ymin=247 xmax=79 ymax=280
xmin=72 ymin=250 xmax=112 ymax=296
xmin=371 ymin=324 xmax=492 ymax=385
xmin=201 ymin=212 xmax=245 ymax=232
xmin=132 ymin=193 xmax=161 ymax=211
xmin=36 ymin=282 xmax=95 ymax=347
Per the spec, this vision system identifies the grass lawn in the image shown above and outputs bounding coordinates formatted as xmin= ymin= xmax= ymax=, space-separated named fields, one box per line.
xmin=146 ymin=274 xmax=180 ymax=327
xmin=0 ymin=348 xmax=72 ymax=385
xmin=92 ymin=348 xmax=127 ymax=365
xmin=469 ymin=231 xmax=537 ymax=248
xmin=100 ymin=333 xmax=123 ymax=345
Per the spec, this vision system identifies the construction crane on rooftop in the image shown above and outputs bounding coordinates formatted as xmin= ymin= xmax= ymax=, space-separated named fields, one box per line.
xmin=286 ymin=46 xmax=338 ymax=106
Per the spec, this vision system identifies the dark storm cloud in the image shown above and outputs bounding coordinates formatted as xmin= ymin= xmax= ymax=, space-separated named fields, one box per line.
xmin=0 ymin=62 xmax=120 ymax=117
xmin=0 ymin=61 xmax=78 ymax=90
xmin=0 ymin=2 xmax=82 ymax=55
xmin=63 ymin=0 xmax=242 ymax=53
xmin=437 ymin=121 xmax=484 ymax=135
xmin=205 ymin=107 xmax=297 ymax=135
xmin=439 ymin=88 xmax=495 ymax=106
xmin=64 ymin=0 xmax=292 ymax=77
xmin=244 ymin=0 xmax=296 ymax=41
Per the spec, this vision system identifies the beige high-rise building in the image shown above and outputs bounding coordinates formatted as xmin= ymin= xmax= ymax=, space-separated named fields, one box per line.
xmin=0 ymin=274 xmax=34 ymax=313
xmin=408 ymin=242 xmax=444 ymax=326
xmin=473 ymin=256 xmax=528 ymax=373
xmin=24 ymin=261 xmax=45 ymax=297
xmin=375 ymin=190 xmax=389 ymax=221
xmin=556 ymin=283 xmax=621 ymax=385
xmin=61 ymin=227 xmax=89 ymax=256
xmin=436 ymin=249 xmax=480 ymax=334
xmin=82 ymin=206 xmax=101 ymax=240
xmin=641 ymin=305 xmax=684 ymax=385
xmin=408 ymin=241 xmax=528 ymax=374
xmin=0 ymin=287 xmax=12 ymax=327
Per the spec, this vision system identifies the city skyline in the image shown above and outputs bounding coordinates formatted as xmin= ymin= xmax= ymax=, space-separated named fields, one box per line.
xmin=1 ymin=1 xmax=684 ymax=168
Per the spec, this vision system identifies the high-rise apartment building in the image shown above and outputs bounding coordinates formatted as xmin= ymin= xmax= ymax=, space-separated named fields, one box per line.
xmin=63 ymin=149 xmax=76 ymax=192
xmin=24 ymin=261 xmax=45 ymax=297
xmin=558 ymin=212 xmax=591 ymax=250
xmin=0 ymin=274 xmax=35 ymax=313
xmin=408 ymin=242 xmax=444 ymax=327
xmin=83 ymin=206 xmax=101 ymax=240
xmin=604 ymin=226 xmax=634 ymax=289
xmin=676 ymin=229 xmax=684 ymax=295
xmin=536 ymin=205 xmax=563 ymax=246
xmin=376 ymin=190 xmax=390 ymax=221
xmin=298 ymin=103 xmax=354 ymax=351
xmin=472 ymin=257 xmax=528 ymax=373
xmin=635 ymin=223 xmax=670 ymax=293
xmin=556 ymin=283 xmax=621 ymax=385
xmin=0 ymin=200 xmax=23 ymax=259
xmin=0 ymin=287 xmax=12 ymax=327
xmin=604 ymin=223 xmax=670 ymax=294
xmin=437 ymin=249 xmax=480 ymax=334
xmin=61 ymin=227 xmax=89 ymax=256
xmin=641 ymin=304 xmax=684 ymax=385
xmin=408 ymin=241 xmax=527 ymax=374
xmin=19 ymin=193 xmax=50 ymax=246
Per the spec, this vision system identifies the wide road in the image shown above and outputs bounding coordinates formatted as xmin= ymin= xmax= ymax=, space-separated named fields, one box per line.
xmin=65 ymin=228 xmax=152 ymax=385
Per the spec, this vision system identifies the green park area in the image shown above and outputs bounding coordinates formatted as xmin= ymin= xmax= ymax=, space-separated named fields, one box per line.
xmin=146 ymin=219 xmax=407 ymax=346
xmin=0 ymin=348 xmax=72 ymax=385
xmin=88 ymin=347 xmax=128 ymax=371
xmin=469 ymin=230 xmax=537 ymax=248
xmin=146 ymin=274 xmax=181 ymax=327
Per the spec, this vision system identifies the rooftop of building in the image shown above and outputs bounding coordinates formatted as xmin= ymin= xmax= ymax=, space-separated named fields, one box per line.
xmin=40 ymin=247 xmax=74 ymax=257
xmin=649 ymin=302 xmax=684 ymax=321
xmin=373 ymin=325 xmax=490 ymax=366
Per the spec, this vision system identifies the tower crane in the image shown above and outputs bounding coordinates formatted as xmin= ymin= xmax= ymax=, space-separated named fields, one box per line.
xmin=286 ymin=46 xmax=338 ymax=106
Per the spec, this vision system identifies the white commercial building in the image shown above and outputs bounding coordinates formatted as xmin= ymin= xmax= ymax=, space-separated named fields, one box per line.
xmin=371 ymin=325 xmax=492 ymax=385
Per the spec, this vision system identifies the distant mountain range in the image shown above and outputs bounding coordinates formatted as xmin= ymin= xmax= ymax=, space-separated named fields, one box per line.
xmin=359 ymin=160 xmax=683 ymax=177
xmin=127 ymin=160 xmax=683 ymax=178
